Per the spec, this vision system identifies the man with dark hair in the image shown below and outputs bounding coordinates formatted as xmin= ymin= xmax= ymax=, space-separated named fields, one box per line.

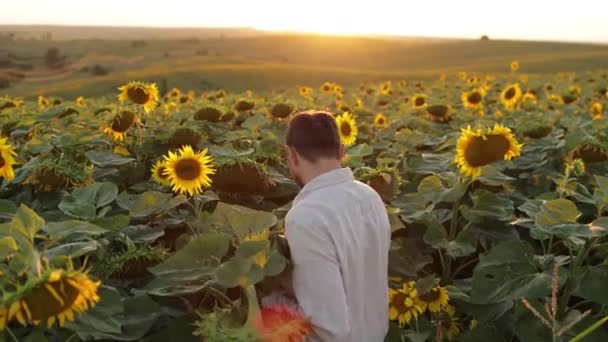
xmin=284 ymin=111 xmax=391 ymax=341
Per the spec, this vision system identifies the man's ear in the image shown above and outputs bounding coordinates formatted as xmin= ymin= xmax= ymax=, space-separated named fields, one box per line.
xmin=338 ymin=144 xmax=345 ymax=160
xmin=287 ymin=146 xmax=300 ymax=166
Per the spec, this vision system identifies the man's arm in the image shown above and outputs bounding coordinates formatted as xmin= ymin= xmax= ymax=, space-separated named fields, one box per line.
xmin=285 ymin=218 xmax=351 ymax=342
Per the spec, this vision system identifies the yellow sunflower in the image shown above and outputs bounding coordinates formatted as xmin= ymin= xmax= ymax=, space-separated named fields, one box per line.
xmin=591 ymin=102 xmax=603 ymax=120
xmin=500 ymin=83 xmax=522 ymax=110
xmin=333 ymin=84 xmax=344 ymax=95
xmin=354 ymin=98 xmax=364 ymax=110
xmin=0 ymin=269 xmax=100 ymax=330
xmin=443 ymin=305 xmax=461 ymax=340
xmin=76 ymin=96 xmax=86 ymax=108
xmin=163 ymin=101 xmax=178 ymax=115
xmin=167 ymin=87 xmax=181 ymax=98
xmin=103 ymin=110 xmax=138 ymax=142
xmin=374 ymin=113 xmax=388 ymax=129
xmin=379 ymin=82 xmax=392 ymax=95
xmin=549 ymin=94 xmax=564 ymax=105
xmin=150 ymin=160 xmax=171 ymax=187
xmin=335 ymin=112 xmax=358 ymax=146
xmin=163 ymin=145 xmax=216 ymax=196
xmin=521 ymin=91 xmax=537 ymax=104
xmin=38 ymin=95 xmax=50 ymax=109
xmin=569 ymin=84 xmax=582 ymax=95
xmin=510 ymin=61 xmax=520 ymax=71
xmin=458 ymin=72 xmax=467 ymax=80
xmin=419 ymin=286 xmax=449 ymax=313
xmin=461 ymin=88 xmax=485 ymax=109
xmin=299 ymin=86 xmax=313 ymax=98
xmin=467 ymin=76 xmax=481 ymax=85
xmin=412 ymin=94 xmax=427 ymax=109
xmin=242 ymin=229 xmax=270 ymax=268
xmin=117 ymin=81 xmax=159 ymax=113
xmin=0 ymin=137 xmax=17 ymax=181
xmin=320 ymin=82 xmax=333 ymax=94
xmin=0 ymin=98 xmax=22 ymax=111
xmin=389 ymin=281 xmax=424 ymax=327
xmin=455 ymin=124 xmax=523 ymax=179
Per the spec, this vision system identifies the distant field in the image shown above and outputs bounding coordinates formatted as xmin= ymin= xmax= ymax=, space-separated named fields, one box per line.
xmin=1 ymin=25 xmax=608 ymax=99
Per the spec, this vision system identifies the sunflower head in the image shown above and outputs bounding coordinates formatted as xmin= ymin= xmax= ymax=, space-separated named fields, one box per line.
xmin=442 ymin=305 xmax=461 ymax=341
xmin=117 ymin=81 xmax=159 ymax=113
xmin=195 ymin=106 xmax=223 ymax=122
xmin=418 ymin=286 xmax=449 ymax=313
xmin=167 ymin=87 xmax=181 ymax=98
xmin=562 ymin=94 xmax=578 ymax=104
xmin=75 ymin=96 xmax=86 ymax=108
xmin=510 ymin=61 xmax=520 ymax=71
xmin=591 ymin=102 xmax=604 ymax=120
xmin=0 ymin=269 xmax=100 ymax=330
xmin=298 ymin=86 xmax=313 ymax=98
xmin=458 ymin=72 xmax=467 ymax=80
xmin=212 ymin=158 xmax=271 ymax=195
xmin=23 ymin=156 xmax=94 ymax=191
xmin=270 ymin=103 xmax=294 ymax=119
xmin=523 ymin=124 xmax=553 ymax=139
xmin=455 ymin=124 xmax=523 ymax=179
xmin=357 ymin=165 xmax=401 ymax=202
xmin=569 ymin=84 xmax=582 ymax=95
xmin=38 ymin=96 xmax=50 ymax=109
xmin=169 ymin=127 xmax=203 ymax=149
xmin=570 ymin=144 xmax=608 ymax=164
xmin=335 ymin=112 xmax=358 ymax=146
xmin=426 ymin=105 xmax=451 ymax=122
xmin=461 ymin=88 xmax=485 ymax=109
xmin=389 ymin=281 xmax=424 ymax=327
xmin=0 ymin=137 xmax=17 ymax=181
xmin=374 ymin=113 xmax=388 ymax=129
xmin=103 ymin=110 xmax=138 ymax=142
xmin=500 ymin=83 xmax=522 ymax=110
xmin=412 ymin=94 xmax=427 ymax=109
xmin=151 ymin=160 xmax=172 ymax=187
xmin=320 ymin=82 xmax=333 ymax=93
xmin=163 ymin=145 xmax=216 ymax=196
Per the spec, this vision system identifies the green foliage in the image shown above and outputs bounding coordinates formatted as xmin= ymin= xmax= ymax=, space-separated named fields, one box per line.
xmin=3 ymin=66 xmax=608 ymax=341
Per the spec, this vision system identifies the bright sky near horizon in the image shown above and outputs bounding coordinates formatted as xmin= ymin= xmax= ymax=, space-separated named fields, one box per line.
xmin=1 ymin=0 xmax=607 ymax=43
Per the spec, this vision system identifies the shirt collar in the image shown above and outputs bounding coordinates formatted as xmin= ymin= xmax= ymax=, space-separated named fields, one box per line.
xmin=293 ymin=167 xmax=354 ymax=205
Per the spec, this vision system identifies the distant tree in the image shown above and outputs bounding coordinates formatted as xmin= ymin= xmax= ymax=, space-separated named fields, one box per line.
xmin=0 ymin=77 xmax=10 ymax=89
xmin=480 ymin=35 xmax=490 ymax=41
xmin=44 ymin=47 xmax=65 ymax=69
xmin=131 ymin=40 xmax=147 ymax=48
xmin=91 ymin=65 xmax=108 ymax=76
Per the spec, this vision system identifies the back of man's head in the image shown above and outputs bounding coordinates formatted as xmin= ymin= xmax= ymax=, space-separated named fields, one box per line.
xmin=286 ymin=111 xmax=341 ymax=162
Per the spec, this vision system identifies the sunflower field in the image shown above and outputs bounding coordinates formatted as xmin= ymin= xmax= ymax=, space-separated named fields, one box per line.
xmin=1 ymin=66 xmax=608 ymax=342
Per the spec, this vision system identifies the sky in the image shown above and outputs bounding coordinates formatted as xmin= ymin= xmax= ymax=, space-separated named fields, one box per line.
xmin=1 ymin=0 xmax=607 ymax=43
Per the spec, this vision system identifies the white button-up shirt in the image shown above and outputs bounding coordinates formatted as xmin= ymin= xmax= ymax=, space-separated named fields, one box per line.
xmin=285 ymin=167 xmax=391 ymax=342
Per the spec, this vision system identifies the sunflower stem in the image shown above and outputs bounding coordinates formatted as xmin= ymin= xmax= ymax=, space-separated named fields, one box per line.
xmin=452 ymin=257 xmax=479 ymax=279
xmin=244 ymin=285 xmax=261 ymax=330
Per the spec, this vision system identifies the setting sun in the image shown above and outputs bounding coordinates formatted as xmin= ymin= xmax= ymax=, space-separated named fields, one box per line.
xmin=1 ymin=0 xmax=607 ymax=42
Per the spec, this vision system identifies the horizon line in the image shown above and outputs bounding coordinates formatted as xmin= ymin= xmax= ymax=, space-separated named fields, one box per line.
xmin=1 ymin=23 xmax=607 ymax=45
